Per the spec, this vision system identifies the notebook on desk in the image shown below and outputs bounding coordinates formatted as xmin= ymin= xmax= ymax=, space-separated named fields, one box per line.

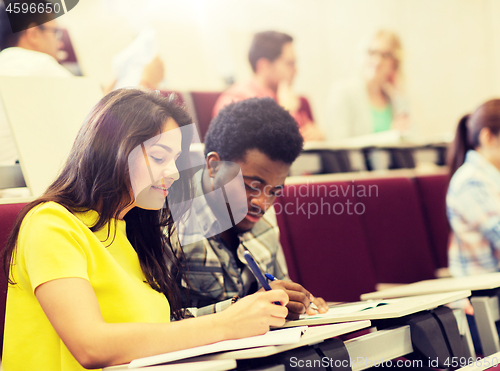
xmin=279 ymin=290 xmax=471 ymax=328
xmin=169 ymin=321 xmax=372 ymax=364
xmin=117 ymin=321 xmax=372 ymax=369
xmin=127 ymin=326 xmax=307 ymax=369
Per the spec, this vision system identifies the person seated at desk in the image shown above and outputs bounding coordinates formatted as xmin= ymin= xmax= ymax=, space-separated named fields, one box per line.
xmin=0 ymin=1 xmax=72 ymax=167
xmin=0 ymin=6 xmax=70 ymax=77
xmin=0 ymin=1 xmax=164 ymax=166
xmin=176 ymin=97 xmax=328 ymax=318
xmin=447 ymin=99 xmax=500 ymax=277
xmin=0 ymin=0 xmax=164 ymax=85
xmin=212 ymin=30 xmax=324 ymax=142
xmin=2 ymin=89 xmax=288 ymax=371
xmin=325 ymin=29 xmax=410 ymax=142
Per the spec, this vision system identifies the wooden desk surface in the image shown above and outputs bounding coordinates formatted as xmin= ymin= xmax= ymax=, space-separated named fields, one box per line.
xmin=123 ymin=321 xmax=371 ymax=369
xmin=281 ymin=290 xmax=471 ymax=328
xmin=361 ymin=273 xmax=500 ymax=300
xmin=183 ymin=321 xmax=371 ymax=363
xmin=104 ymin=359 xmax=236 ymax=371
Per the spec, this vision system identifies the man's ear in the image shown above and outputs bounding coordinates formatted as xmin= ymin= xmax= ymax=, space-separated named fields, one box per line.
xmin=206 ymin=152 xmax=221 ymax=178
xmin=20 ymin=23 xmax=41 ymax=46
xmin=255 ymin=57 xmax=271 ymax=75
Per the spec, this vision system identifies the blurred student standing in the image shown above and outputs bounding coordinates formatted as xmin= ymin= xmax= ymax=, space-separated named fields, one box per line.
xmin=325 ymin=30 xmax=410 ymax=142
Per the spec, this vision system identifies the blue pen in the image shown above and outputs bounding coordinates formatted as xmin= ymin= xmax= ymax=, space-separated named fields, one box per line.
xmin=243 ymin=251 xmax=281 ymax=305
xmin=265 ymin=273 xmax=277 ymax=281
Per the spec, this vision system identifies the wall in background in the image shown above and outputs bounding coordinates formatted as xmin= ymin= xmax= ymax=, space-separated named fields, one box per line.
xmin=59 ymin=0 xmax=500 ymax=139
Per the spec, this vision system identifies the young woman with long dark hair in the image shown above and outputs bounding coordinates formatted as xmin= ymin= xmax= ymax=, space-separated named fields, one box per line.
xmin=2 ymin=89 xmax=288 ymax=370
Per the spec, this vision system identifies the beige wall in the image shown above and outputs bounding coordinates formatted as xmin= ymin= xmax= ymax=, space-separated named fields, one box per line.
xmin=59 ymin=0 xmax=500 ymax=138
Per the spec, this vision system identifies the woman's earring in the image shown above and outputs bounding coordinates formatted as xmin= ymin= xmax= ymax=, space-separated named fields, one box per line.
xmin=210 ymin=176 xmax=215 ymax=192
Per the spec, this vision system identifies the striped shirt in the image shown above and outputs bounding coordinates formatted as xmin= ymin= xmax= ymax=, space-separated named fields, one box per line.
xmin=175 ymin=170 xmax=289 ymax=313
xmin=447 ymin=150 xmax=500 ymax=276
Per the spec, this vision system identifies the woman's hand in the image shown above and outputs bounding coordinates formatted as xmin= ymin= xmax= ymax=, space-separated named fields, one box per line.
xmin=216 ymin=290 xmax=288 ymax=339
xmin=277 ymin=81 xmax=300 ymax=113
xmin=35 ymin=277 xmax=286 ymax=368
xmin=258 ymin=280 xmax=328 ymax=320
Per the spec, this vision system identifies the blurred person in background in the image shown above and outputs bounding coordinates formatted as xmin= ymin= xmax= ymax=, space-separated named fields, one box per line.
xmin=445 ymin=99 xmax=500 ymax=354
xmin=0 ymin=0 xmax=164 ymax=167
xmin=0 ymin=0 xmax=70 ymax=77
xmin=447 ymin=99 xmax=500 ymax=278
xmin=213 ymin=30 xmax=324 ymax=142
xmin=324 ymin=29 xmax=410 ymax=142
xmin=0 ymin=0 xmax=71 ymax=168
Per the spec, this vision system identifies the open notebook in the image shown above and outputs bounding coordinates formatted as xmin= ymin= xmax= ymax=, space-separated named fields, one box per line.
xmin=128 ymin=326 xmax=307 ymax=368
xmin=280 ymin=290 xmax=471 ymax=328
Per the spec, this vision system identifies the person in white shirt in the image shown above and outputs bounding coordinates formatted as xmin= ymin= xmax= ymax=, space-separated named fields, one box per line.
xmin=0 ymin=0 xmax=71 ymax=77
xmin=0 ymin=2 xmax=71 ymax=166
xmin=0 ymin=1 xmax=165 ymax=167
xmin=0 ymin=32 xmax=71 ymax=78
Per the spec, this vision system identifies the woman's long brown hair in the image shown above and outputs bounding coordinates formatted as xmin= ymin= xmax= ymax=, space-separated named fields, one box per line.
xmin=2 ymin=89 xmax=194 ymax=320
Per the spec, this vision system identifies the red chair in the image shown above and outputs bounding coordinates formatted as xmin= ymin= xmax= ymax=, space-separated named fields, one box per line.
xmin=275 ymin=209 xmax=301 ymax=283
xmin=58 ymin=28 xmax=83 ymax=76
xmin=59 ymin=29 xmax=78 ymax=64
xmin=190 ymin=92 xmax=222 ymax=142
xmin=275 ymin=181 xmax=377 ymax=302
xmin=0 ymin=202 xmax=29 ymax=356
xmin=414 ymin=174 xmax=451 ymax=269
xmin=354 ymin=177 xmax=437 ymax=284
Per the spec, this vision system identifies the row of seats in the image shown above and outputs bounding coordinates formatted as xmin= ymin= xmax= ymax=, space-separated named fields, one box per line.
xmin=160 ymin=91 xmax=220 ymax=142
xmin=275 ymin=168 xmax=451 ymax=302
xmin=160 ymin=91 xmax=315 ymax=143
xmin=160 ymin=91 xmax=448 ymax=175
xmin=292 ymin=145 xmax=448 ymax=175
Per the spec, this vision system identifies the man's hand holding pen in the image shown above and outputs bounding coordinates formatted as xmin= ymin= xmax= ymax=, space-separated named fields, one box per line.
xmin=259 ymin=280 xmax=329 ymax=320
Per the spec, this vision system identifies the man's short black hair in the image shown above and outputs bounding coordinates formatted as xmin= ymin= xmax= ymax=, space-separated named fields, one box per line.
xmin=204 ymin=97 xmax=304 ymax=164
xmin=248 ymin=31 xmax=293 ymax=73
xmin=0 ymin=0 xmax=54 ymax=50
